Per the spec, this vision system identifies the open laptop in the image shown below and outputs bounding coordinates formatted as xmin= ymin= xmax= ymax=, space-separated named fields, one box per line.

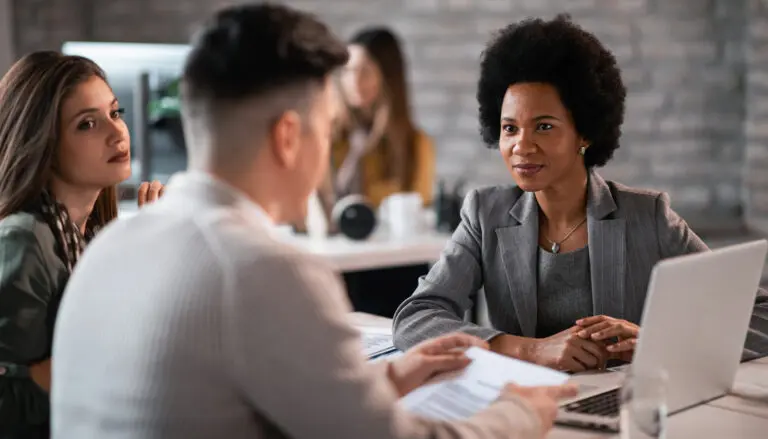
xmin=556 ymin=240 xmax=768 ymax=432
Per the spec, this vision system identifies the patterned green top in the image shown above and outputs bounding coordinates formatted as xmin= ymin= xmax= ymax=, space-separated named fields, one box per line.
xmin=0 ymin=210 xmax=70 ymax=438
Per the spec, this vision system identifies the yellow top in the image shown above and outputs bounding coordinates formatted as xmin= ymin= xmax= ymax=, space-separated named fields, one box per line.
xmin=330 ymin=130 xmax=435 ymax=207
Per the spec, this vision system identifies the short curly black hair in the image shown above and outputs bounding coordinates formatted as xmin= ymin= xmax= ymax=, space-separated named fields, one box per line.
xmin=477 ymin=14 xmax=626 ymax=168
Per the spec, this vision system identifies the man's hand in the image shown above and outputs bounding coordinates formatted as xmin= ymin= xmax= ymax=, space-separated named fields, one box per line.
xmin=388 ymin=333 xmax=488 ymax=396
xmin=499 ymin=383 xmax=579 ymax=432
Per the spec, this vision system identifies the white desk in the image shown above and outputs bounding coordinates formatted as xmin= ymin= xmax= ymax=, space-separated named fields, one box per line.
xmin=350 ymin=311 xmax=394 ymax=329
xmin=350 ymin=312 xmax=768 ymax=439
xmin=280 ymin=232 xmax=450 ymax=273
xmin=120 ymin=204 xmax=451 ymax=273
xmin=709 ymin=355 xmax=768 ymax=419
xmin=548 ymin=404 xmax=768 ymax=439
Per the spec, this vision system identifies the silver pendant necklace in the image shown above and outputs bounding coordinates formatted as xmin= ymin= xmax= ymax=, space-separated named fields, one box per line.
xmin=545 ymin=217 xmax=587 ymax=254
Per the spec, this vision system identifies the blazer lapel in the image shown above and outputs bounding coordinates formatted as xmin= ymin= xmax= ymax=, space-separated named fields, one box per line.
xmin=587 ymin=172 xmax=626 ymax=319
xmin=497 ymin=191 xmax=539 ymax=337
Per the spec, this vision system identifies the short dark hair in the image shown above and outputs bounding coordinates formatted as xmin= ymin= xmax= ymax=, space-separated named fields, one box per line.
xmin=182 ymin=2 xmax=349 ymax=105
xmin=477 ymin=15 xmax=626 ymax=168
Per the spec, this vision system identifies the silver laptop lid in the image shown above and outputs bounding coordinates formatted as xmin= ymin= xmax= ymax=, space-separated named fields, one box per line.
xmin=632 ymin=240 xmax=768 ymax=413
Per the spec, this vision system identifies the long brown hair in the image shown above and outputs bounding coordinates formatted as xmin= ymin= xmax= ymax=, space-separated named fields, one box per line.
xmin=346 ymin=27 xmax=417 ymax=186
xmin=0 ymin=51 xmax=118 ymax=227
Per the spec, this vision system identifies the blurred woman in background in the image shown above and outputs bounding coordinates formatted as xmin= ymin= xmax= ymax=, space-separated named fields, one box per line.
xmin=315 ymin=27 xmax=435 ymax=317
xmin=330 ymin=26 xmax=435 ymax=208
xmin=0 ymin=51 xmax=161 ymax=438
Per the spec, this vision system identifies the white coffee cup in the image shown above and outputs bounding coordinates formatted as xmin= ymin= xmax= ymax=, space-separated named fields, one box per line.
xmin=384 ymin=192 xmax=423 ymax=238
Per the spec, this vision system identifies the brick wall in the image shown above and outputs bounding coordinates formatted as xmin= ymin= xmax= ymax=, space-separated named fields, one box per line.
xmin=10 ymin=0 xmax=768 ymax=231
xmin=0 ymin=0 xmax=14 ymax=73
xmin=745 ymin=0 xmax=768 ymax=235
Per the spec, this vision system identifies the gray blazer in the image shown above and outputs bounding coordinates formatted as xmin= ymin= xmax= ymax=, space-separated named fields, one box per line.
xmin=393 ymin=171 xmax=768 ymax=350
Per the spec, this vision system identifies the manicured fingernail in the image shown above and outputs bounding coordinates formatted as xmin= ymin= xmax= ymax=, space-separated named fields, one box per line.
xmin=578 ymin=331 xmax=587 ymax=337
xmin=592 ymin=332 xmax=601 ymax=339
xmin=607 ymin=345 xmax=616 ymax=351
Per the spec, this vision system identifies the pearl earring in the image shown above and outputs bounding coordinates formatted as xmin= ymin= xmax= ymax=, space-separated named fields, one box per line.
xmin=578 ymin=146 xmax=586 ymax=156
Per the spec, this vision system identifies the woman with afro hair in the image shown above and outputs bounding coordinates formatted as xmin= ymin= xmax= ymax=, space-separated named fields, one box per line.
xmin=393 ymin=15 xmax=768 ymax=372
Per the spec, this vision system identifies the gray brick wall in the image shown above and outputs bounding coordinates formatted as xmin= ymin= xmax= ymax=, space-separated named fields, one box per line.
xmin=745 ymin=0 xmax=768 ymax=235
xmin=0 ymin=0 xmax=14 ymax=73
xmin=10 ymin=0 xmax=768 ymax=230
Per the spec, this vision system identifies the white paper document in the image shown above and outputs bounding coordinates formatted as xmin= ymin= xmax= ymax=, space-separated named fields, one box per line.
xmin=400 ymin=347 xmax=570 ymax=421
xmin=358 ymin=326 xmax=397 ymax=359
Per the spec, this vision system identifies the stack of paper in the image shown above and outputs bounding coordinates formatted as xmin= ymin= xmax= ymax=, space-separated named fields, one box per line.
xmin=401 ymin=347 xmax=570 ymax=420
xmin=359 ymin=326 xmax=399 ymax=360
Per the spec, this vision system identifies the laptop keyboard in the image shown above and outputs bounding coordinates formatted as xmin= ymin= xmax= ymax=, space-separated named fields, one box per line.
xmin=563 ymin=388 xmax=620 ymax=417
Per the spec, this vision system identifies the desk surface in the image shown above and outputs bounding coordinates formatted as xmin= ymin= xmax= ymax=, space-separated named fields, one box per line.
xmin=548 ymin=403 xmax=768 ymax=439
xmin=120 ymin=204 xmax=451 ymax=272
xmin=350 ymin=312 xmax=393 ymax=329
xmin=709 ymin=355 xmax=768 ymax=419
xmin=350 ymin=312 xmax=768 ymax=439
xmin=281 ymin=232 xmax=450 ymax=272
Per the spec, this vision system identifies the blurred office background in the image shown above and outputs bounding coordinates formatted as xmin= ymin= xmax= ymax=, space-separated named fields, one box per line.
xmin=2 ymin=0 xmax=768 ymax=241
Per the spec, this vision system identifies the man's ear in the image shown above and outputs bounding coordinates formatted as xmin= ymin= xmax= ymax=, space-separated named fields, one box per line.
xmin=269 ymin=110 xmax=302 ymax=169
